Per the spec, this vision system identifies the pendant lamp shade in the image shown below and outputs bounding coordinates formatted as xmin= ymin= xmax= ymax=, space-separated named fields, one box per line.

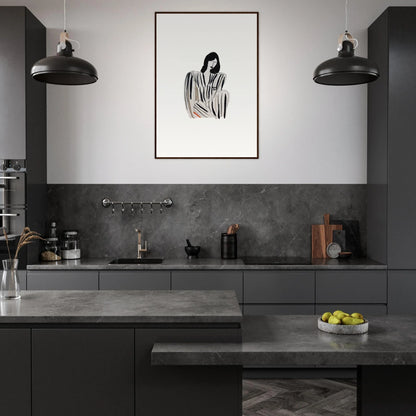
xmin=31 ymin=0 xmax=97 ymax=85
xmin=31 ymin=39 xmax=98 ymax=85
xmin=31 ymin=55 xmax=98 ymax=85
xmin=313 ymin=40 xmax=379 ymax=86
xmin=313 ymin=0 xmax=379 ymax=86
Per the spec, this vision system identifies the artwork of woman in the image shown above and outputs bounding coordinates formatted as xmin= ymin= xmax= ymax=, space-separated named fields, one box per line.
xmin=184 ymin=52 xmax=229 ymax=119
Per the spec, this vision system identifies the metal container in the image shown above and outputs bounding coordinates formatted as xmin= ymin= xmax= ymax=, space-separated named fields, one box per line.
xmin=221 ymin=233 xmax=237 ymax=259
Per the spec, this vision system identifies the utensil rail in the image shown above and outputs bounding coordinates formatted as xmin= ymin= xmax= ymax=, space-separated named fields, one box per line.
xmin=101 ymin=197 xmax=173 ymax=214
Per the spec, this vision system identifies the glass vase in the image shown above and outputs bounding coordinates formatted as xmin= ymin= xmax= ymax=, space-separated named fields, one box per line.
xmin=1 ymin=259 xmax=20 ymax=300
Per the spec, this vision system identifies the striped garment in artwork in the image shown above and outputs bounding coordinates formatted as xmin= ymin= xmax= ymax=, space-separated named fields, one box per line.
xmin=184 ymin=51 xmax=230 ymax=120
xmin=184 ymin=71 xmax=229 ymax=119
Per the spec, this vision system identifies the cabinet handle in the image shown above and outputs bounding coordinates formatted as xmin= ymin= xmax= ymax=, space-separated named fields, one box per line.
xmin=0 ymin=177 xmax=19 ymax=180
xmin=0 ymin=213 xmax=20 ymax=217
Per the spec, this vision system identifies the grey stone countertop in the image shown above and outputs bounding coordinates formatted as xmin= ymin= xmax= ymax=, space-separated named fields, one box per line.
xmin=27 ymin=257 xmax=386 ymax=270
xmin=152 ymin=315 xmax=416 ymax=366
xmin=0 ymin=290 xmax=242 ymax=324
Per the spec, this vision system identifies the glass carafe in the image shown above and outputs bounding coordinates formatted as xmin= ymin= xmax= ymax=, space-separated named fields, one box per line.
xmin=1 ymin=259 xmax=20 ymax=300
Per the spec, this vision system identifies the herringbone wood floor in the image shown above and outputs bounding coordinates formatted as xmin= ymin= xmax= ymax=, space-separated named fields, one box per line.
xmin=243 ymin=379 xmax=356 ymax=416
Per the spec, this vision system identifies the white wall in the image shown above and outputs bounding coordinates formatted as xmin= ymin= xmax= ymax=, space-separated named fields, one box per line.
xmin=2 ymin=0 xmax=416 ymax=184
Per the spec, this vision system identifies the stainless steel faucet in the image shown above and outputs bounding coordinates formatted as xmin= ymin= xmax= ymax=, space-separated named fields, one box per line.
xmin=135 ymin=229 xmax=148 ymax=259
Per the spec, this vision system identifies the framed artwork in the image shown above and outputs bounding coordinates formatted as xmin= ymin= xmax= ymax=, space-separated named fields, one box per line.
xmin=155 ymin=12 xmax=259 ymax=159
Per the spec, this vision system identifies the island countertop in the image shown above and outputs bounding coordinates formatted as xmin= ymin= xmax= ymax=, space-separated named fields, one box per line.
xmin=152 ymin=315 xmax=416 ymax=367
xmin=0 ymin=290 xmax=242 ymax=324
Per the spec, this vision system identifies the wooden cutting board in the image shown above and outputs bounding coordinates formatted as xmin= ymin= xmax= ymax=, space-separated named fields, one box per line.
xmin=312 ymin=214 xmax=343 ymax=258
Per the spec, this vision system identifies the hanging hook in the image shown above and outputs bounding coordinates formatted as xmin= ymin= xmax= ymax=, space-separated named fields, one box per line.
xmin=337 ymin=31 xmax=358 ymax=51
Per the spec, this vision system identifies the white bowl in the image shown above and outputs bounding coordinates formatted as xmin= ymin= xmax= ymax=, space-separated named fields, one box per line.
xmin=317 ymin=318 xmax=369 ymax=335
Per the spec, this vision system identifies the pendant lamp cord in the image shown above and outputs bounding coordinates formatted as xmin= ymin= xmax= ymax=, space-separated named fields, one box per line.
xmin=63 ymin=0 xmax=67 ymax=32
xmin=337 ymin=0 xmax=358 ymax=50
xmin=345 ymin=0 xmax=348 ymax=32
xmin=59 ymin=0 xmax=81 ymax=52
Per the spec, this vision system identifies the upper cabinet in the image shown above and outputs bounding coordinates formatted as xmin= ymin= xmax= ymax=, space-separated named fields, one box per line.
xmin=367 ymin=7 xmax=416 ymax=269
xmin=0 ymin=7 xmax=45 ymax=160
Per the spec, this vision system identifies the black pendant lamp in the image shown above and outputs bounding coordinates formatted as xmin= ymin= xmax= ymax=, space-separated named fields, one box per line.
xmin=31 ymin=0 xmax=97 ymax=85
xmin=313 ymin=0 xmax=379 ymax=86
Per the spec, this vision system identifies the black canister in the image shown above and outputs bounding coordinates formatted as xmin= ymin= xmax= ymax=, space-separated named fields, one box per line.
xmin=221 ymin=233 xmax=237 ymax=259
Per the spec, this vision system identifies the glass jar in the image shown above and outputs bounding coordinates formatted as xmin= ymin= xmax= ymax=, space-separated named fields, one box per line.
xmin=61 ymin=231 xmax=81 ymax=260
xmin=40 ymin=237 xmax=61 ymax=261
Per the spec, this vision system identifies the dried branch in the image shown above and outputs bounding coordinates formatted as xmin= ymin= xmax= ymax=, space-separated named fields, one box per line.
xmin=2 ymin=227 xmax=12 ymax=263
xmin=14 ymin=227 xmax=43 ymax=260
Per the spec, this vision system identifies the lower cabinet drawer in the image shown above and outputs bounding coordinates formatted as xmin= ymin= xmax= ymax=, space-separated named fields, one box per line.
xmin=316 ymin=271 xmax=387 ymax=303
xmin=244 ymin=271 xmax=315 ymax=303
xmin=27 ymin=271 xmax=99 ymax=290
xmin=171 ymin=271 xmax=243 ymax=303
xmin=244 ymin=304 xmax=314 ymax=315
xmin=99 ymin=271 xmax=170 ymax=290
xmin=315 ymin=304 xmax=387 ymax=315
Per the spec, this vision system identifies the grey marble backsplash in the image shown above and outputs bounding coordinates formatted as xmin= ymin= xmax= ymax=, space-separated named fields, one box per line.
xmin=47 ymin=185 xmax=367 ymax=259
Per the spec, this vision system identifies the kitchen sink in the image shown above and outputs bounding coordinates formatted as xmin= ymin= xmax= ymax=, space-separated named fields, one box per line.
xmin=109 ymin=258 xmax=164 ymax=264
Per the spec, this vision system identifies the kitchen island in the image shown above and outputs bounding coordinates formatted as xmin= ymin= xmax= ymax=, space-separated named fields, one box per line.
xmin=4 ymin=291 xmax=413 ymax=416
xmin=153 ymin=315 xmax=416 ymax=416
xmin=0 ymin=290 xmax=242 ymax=416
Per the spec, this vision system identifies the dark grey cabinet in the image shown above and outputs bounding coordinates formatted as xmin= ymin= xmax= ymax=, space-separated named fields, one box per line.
xmin=135 ymin=328 xmax=241 ymax=416
xmin=25 ymin=268 xmax=390 ymax=314
xmin=100 ymin=271 xmax=170 ymax=290
xmin=367 ymin=9 xmax=388 ymax=266
xmin=0 ymin=6 xmax=45 ymax=158
xmin=368 ymin=8 xmax=416 ymax=268
xmin=244 ymin=271 xmax=314 ymax=315
xmin=0 ymin=329 xmax=31 ymax=416
xmin=172 ymin=271 xmax=243 ymax=303
xmin=316 ymin=271 xmax=387 ymax=304
xmin=32 ymin=329 xmax=134 ymax=416
xmin=0 ymin=7 xmax=27 ymax=158
xmin=244 ymin=271 xmax=314 ymax=303
xmin=27 ymin=271 xmax=99 ymax=290
xmin=388 ymin=271 xmax=416 ymax=314
xmin=0 ymin=6 xmax=46 ymax=267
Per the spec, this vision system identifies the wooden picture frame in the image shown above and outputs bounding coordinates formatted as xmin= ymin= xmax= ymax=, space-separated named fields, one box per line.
xmin=155 ymin=12 xmax=259 ymax=159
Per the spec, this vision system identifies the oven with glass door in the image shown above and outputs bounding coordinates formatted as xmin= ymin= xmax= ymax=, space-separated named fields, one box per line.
xmin=0 ymin=160 xmax=26 ymax=264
